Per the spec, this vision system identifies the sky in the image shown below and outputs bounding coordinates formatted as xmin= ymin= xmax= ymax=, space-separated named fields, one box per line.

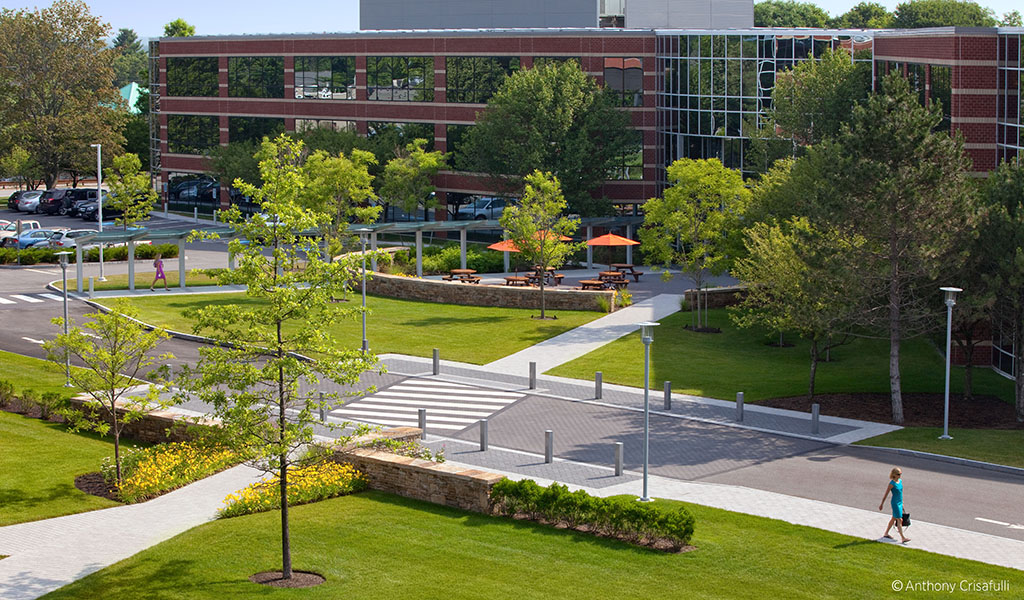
xmin=2 ymin=0 xmax=1020 ymax=40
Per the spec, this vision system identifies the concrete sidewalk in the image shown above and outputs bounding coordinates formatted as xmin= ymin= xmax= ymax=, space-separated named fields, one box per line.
xmin=0 ymin=464 xmax=263 ymax=600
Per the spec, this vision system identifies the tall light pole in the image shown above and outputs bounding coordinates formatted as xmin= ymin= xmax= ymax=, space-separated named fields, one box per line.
xmin=939 ymin=286 xmax=962 ymax=440
xmin=638 ymin=320 xmax=659 ymax=502
xmin=90 ymin=144 xmax=105 ymax=281
xmin=56 ymin=251 xmax=72 ymax=387
xmin=356 ymin=228 xmax=372 ymax=352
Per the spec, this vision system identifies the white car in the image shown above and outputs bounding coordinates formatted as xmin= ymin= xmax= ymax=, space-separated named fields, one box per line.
xmin=47 ymin=229 xmax=98 ymax=249
xmin=456 ymin=197 xmax=507 ymax=220
xmin=16 ymin=191 xmax=44 ymax=213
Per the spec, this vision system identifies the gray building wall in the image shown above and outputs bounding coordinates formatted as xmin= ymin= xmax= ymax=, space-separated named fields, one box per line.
xmin=626 ymin=0 xmax=753 ymax=29
xmin=360 ymin=0 xmax=599 ymax=30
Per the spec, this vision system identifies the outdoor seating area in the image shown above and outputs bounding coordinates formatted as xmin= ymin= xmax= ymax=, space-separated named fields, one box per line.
xmin=442 ymin=269 xmax=481 ymax=284
xmin=611 ymin=263 xmax=644 ymax=282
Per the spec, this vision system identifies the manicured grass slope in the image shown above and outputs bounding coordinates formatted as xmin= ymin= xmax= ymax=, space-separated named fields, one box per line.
xmin=0 ymin=411 xmax=124 ymax=525
xmin=119 ymin=293 xmax=601 ymax=364
xmin=856 ymin=428 xmax=1024 ymax=469
xmin=0 ymin=349 xmax=82 ymax=398
xmin=60 ymin=270 xmax=221 ymax=291
xmin=550 ymin=309 xmax=1013 ymax=403
xmin=41 ymin=491 xmax=1023 ymax=600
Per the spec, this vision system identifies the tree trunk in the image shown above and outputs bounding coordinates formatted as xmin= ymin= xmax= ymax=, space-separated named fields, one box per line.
xmin=809 ymin=339 xmax=818 ymax=398
xmin=280 ymin=451 xmax=291 ymax=579
xmin=889 ymin=277 xmax=904 ymax=425
xmin=539 ymin=266 xmax=546 ymax=319
xmin=111 ymin=393 xmax=122 ymax=485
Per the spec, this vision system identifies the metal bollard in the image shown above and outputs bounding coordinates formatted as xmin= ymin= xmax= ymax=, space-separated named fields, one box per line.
xmin=88 ymin=277 xmax=94 ymax=299
xmin=614 ymin=442 xmax=623 ymax=476
xmin=432 ymin=348 xmax=440 ymax=375
xmin=163 ymin=203 xmax=168 ymax=217
xmin=736 ymin=392 xmax=745 ymax=422
xmin=529 ymin=362 xmax=537 ymax=390
xmin=811 ymin=403 xmax=820 ymax=434
xmin=193 ymin=207 xmax=198 ymax=223
xmin=212 ymin=209 xmax=217 ymax=224
xmin=664 ymin=381 xmax=672 ymax=410
xmin=595 ymin=371 xmax=603 ymax=399
xmin=318 ymin=392 xmax=326 ymax=422
xmin=544 ymin=430 xmax=553 ymax=464
xmin=419 ymin=408 xmax=427 ymax=439
xmin=479 ymin=419 xmax=488 ymax=451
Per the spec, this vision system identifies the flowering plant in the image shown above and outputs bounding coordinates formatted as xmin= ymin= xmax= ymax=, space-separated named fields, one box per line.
xmin=103 ymin=442 xmax=237 ymax=503
xmin=219 ymin=461 xmax=367 ymax=519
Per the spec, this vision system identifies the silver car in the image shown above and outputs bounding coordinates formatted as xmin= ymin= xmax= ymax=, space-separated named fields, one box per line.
xmin=16 ymin=191 xmax=44 ymax=213
xmin=48 ymin=228 xmax=98 ymax=249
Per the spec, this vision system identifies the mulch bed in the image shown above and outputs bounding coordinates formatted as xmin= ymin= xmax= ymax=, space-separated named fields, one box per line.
xmin=250 ymin=571 xmax=325 ymax=588
xmin=503 ymin=513 xmax=696 ymax=553
xmin=760 ymin=392 xmax=1024 ymax=429
xmin=682 ymin=325 xmax=721 ymax=334
xmin=74 ymin=472 xmax=121 ymax=502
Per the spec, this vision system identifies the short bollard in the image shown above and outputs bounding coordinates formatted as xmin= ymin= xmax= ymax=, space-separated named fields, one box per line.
xmin=736 ymin=391 xmax=745 ymax=422
xmin=163 ymin=203 xmax=168 ymax=217
xmin=544 ymin=430 xmax=553 ymax=464
xmin=664 ymin=381 xmax=672 ymax=410
xmin=193 ymin=207 xmax=198 ymax=223
xmin=88 ymin=277 xmax=94 ymax=299
xmin=318 ymin=392 xmax=326 ymax=422
xmin=432 ymin=348 xmax=440 ymax=375
xmin=213 ymin=210 xmax=218 ymax=224
xmin=529 ymin=362 xmax=537 ymax=390
xmin=811 ymin=403 xmax=820 ymax=434
xmin=595 ymin=371 xmax=603 ymax=399
xmin=479 ymin=419 xmax=488 ymax=451
xmin=614 ymin=442 xmax=623 ymax=476
xmin=419 ymin=408 xmax=427 ymax=439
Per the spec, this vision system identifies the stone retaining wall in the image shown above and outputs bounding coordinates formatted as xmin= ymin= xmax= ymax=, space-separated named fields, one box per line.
xmin=68 ymin=393 xmax=218 ymax=444
xmin=682 ymin=285 xmax=745 ymax=309
xmin=365 ymin=271 xmax=614 ymax=312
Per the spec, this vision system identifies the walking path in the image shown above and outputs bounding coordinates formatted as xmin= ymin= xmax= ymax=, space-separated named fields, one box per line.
xmin=0 ymin=465 xmax=263 ymax=600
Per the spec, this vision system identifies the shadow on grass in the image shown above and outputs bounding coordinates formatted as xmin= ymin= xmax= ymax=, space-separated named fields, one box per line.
xmin=402 ymin=314 xmax=514 ymax=327
xmin=833 ymin=539 xmax=880 ymax=550
xmin=0 ymin=482 xmax=80 ymax=508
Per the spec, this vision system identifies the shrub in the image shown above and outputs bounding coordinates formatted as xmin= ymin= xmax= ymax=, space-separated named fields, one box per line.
xmin=358 ymin=437 xmax=445 ymax=462
xmin=0 ymin=380 xmax=14 ymax=409
xmin=615 ymin=289 xmax=633 ymax=308
xmin=219 ymin=461 xmax=367 ymax=518
xmin=594 ymin=295 xmax=611 ymax=313
xmin=15 ymin=388 xmax=38 ymax=414
xmin=106 ymin=442 xmax=238 ymax=503
xmin=37 ymin=391 xmax=67 ymax=420
xmin=490 ymin=478 xmax=696 ymax=550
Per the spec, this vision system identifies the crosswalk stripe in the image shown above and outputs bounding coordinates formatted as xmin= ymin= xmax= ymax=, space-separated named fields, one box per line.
xmin=332 ymin=408 xmax=480 ymax=424
xmin=372 ymin=391 xmax=515 ymax=404
xmin=0 ymin=297 xmax=14 ymax=304
xmin=332 ymin=414 xmax=466 ymax=430
xmin=10 ymin=295 xmax=43 ymax=303
xmin=393 ymin=382 xmax=522 ymax=398
xmin=39 ymin=293 xmax=67 ymax=301
xmin=347 ymin=397 xmax=508 ymax=411
xmin=336 ymin=402 xmax=493 ymax=417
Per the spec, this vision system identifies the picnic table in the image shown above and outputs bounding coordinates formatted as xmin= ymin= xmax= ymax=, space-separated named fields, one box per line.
xmin=579 ymin=279 xmax=605 ymax=290
xmin=598 ymin=271 xmax=627 ymax=282
xmin=527 ymin=266 xmax=564 ymax=286
xmin=504 ymin=276 xmax=528 ymax=286
xmin=611 ymin=263 xmax=644 ymax=282
xmin=443 ymin=269 xmax=481 ymax=284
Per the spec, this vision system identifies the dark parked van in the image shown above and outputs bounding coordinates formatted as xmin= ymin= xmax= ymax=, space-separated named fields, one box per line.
xmin=39 ymin=188 xmax=100 ymax=216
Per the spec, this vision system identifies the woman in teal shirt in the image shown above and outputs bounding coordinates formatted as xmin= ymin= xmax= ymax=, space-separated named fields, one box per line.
xmin=879 ymin=467 xmax=910 ymax=543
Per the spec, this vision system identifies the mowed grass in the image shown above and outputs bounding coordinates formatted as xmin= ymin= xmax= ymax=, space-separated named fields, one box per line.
xmin=856 ymin=428 xmax=1024 ymax=469
xmin=116 ymin=292 xmax=603 ymax=365
xmin=41 ymin=491 xmax=1024 ymax=600
xmin=0 ymin=411 xmax=129 ymax=525
xmin=59 ymin=270 xmax=222 ymax=291
xmin=0 ymin=349 xmax=82 ymax=399
xmin=549 ymin=308 xmax=1014 ymax=404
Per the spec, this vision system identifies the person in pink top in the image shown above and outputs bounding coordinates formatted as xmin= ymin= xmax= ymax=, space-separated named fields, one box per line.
xmin=149 ymin=253 xmax=168 ymax=291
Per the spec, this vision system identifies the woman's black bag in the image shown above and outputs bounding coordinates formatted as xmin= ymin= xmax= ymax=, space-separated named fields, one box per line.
xmin=902 ymin=512 xmax=911 ymax=527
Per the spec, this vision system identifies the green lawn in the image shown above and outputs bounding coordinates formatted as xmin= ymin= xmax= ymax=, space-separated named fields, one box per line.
xmin=41 ymin=491 xmax=1023 ymax=600
xmin=550 ymin=308 xmax=1014 ymax=403
xmin=0 ymin=349 xmax=82 ymax=399
xmin=856 ymin=428 xmax=1024 ymax=469
xmin=115 ymin=293 xmax=603 ymax=365
xmin=59 ymin=271 xmax=222 ymax=291
xmin=0 ymin=411 xmax=132 ymax=525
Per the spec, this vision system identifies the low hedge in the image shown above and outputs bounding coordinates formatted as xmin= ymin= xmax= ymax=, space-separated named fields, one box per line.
xmin=0 ymin=243 xmax=179 ymax=265
xmin=490 ymin=478 xmax=696 ymax=551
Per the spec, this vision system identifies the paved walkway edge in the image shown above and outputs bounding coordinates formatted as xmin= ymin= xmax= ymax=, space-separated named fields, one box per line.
xmin=856 ymin=444 xmax=1024 ymax=477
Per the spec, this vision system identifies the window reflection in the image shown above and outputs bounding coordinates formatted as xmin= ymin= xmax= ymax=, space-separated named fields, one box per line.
xmin=604 ymin=57 xmax=643 ymax=107
xmin=294 ymin=57 xmax=356 ymax=100
xmin=228 ymin=57 xmax=284 ymax=98
xmin=167 ymin=115 xmax=219 ymax=154
xmin=166 ymin=57 xmax=218 ymax=97
xmin=445 ymin=57 xmax=519 ymax=104
xmin=366 ymin=57 xmax=433 ymax=102
xmin=228 ymin=117 xmax=285 ymax=144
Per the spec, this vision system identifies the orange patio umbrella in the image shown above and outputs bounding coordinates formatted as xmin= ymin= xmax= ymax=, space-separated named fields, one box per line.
xmin=487 ymin=239 xmax=520 ymax=253
xmin=586 ymin=233 xmax=640 ymax=269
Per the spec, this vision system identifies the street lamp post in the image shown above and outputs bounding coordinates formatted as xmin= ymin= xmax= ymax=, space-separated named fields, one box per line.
xmin=90 ymin=144 xmax=105 ymax=281
xmin=939 ymin=286 xmax=962 ymax=440
xmin=56 ymin=251 xmax=72 ymax=387
xmin=356 ymin=228 xmax=372 ymax=352
xmin=638 ymin=321 xmax=660 ymax=502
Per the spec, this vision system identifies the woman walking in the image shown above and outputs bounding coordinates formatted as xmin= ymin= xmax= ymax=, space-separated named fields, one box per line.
xmin=879 ymin=467 xmax=910 ymax=543
xmin=149 ymin=253 xmax=168 ymax=291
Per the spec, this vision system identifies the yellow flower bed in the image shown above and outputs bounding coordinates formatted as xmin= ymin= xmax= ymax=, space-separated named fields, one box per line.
xmin=110 ymin=442 xmax=237 ymax=503
xmin=219 ymin=461 xmax=367 ymax=519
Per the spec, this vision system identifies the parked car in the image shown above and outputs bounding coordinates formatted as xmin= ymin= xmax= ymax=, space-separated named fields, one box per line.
xmin=47 ymin=228 xmax=98 ymax=249
xmin=3 ymin=227 xmax=65 ymax=249
xmin=79 ymin=197 xmax=123 ymax=222
xmin=456 ymin=197 xmax=507 ymax=220
xmin=68 ymin=190 xmax=106 ymax=217
xmin=16 ymin=191 xmax=44 ymax=214
xmin=0 ymin=220 xmax=41 ymax=243
xmin=7 ymin=190 xmax=26 ymax=211
xmin=39 ymin=188 xmax=100 ymax=216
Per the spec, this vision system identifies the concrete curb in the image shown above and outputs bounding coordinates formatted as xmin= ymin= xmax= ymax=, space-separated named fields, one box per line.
xmin=855 ymin=444 xmax=1024 ymax=478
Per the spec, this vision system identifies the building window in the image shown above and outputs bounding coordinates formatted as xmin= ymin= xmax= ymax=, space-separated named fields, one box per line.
xmin=294 ymin=57 xmax=356 ymax=100
xmin=228 ymin=57 xmax=284 ymax=98
xmin=445 ymin=56 xmax=520 ymax=104
xmin=167 ymin=173 xmax=219 ymax=214
xmin=931 ymin=65 xmax=952 ymax=132
xmin=165 ymin=57 xmax=218 ymax=97
xmin=611 ymin=131 xmax=643 ymax=180
xmin=368 ymin=121 xmax=435 ymax=150
xmin=295 ymin=119 xmax=356 ymax=133
xmin=228 ymin=117 xmax=285 ymax=144
xmin=166 ymin=115 xmax=219 ymax=154
xmin=604 ymin=57 xmax=643 ymax=107
xmin=446 ymin=124 xmax=471 ymax=169
xmin=366 ymin=57 xmax=433 ymax=102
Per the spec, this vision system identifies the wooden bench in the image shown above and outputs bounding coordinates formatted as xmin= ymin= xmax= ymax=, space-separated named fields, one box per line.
xmin=579 ymin=279 xmax=605 ymax=290
xmin=458 ymin=276 xmax=481 ymax=284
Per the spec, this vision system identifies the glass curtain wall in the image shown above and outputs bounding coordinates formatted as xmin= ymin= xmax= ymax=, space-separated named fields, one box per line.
xmin=294 ymin=56 xmax=356 ymax=100
xmin=366 ymin=57 xmax=434 ymax=101
xmin=228 ymin=57 xmax=284 ymax=98
xmin=656 ymin=31 xmax=874 ymax=179
xmin=445 ymin=56 xmax=520 ymax=103
xmin=166 ymin=115 xmax=219 ymax=154
xmin=998 ymin=33 xmax=1022 ymax=165
xmin=165 ymin=57 xmax=218 ymax=96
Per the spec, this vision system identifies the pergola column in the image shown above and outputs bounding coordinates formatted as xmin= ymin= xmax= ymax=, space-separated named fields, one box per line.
xmin=625 ymin=224 xmax=634 ymax=264
xmin=178 ymin=238 xmax=186 ymax=289
xmin=460 ymin=228 xmax=467 ymax=270
xmin=128 ymin=241 xmax=136 ymax=291
xmin=586 ymin=226 xmax=593 ymax=269
xmin=415 ymin=230 xmax=423 ymax=278
xmin=75 ymin=245 xmax=84 ymax=293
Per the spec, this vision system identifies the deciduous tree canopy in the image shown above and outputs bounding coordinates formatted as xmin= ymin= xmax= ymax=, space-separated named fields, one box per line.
xmin=893 ymin=0 xmax=998 ymax=28
xmin=754 ymin=0 xmax=830 ymax=27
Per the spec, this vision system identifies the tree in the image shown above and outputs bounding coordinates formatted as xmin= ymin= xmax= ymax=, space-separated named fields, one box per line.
xmin=893 ymin=0 xmax=998 ymax=28
xmin=206 ymin=141 xmax=262 ymax=194
xmin=0 ymin=145 xmax=41 ymax=190
xmin=112 ymin=28 xmax=142 ymax=53
xmin=459 ymin=61 xmax=634 ymax=216
xmin=830 ymin=2 xmax=895 ymax=27
xmin=0 ymin=0 xmax=126 ymax=188
xmin=983 ymin=158 xmax=1024 ymax=421
xmin=106 ymin=153 xmax=158 ymax=229
xmin=1001 ymin=10 xmax=1023 ymax=26
xmin=640 ymin=158 xmax=751 ymax=330
xmin=300 ymin=146 xmax=381 ymax=253
xmin=112 ymin=27 xmax=147 ymax=88
xmin=791 ymin=74 xmax=978 ymax=424
xmin=123 ymin=113 xmax=149 ymax=159
xmin=378 ymin=138 xmax=447 ymax=220
xmin=732 ymin=218 xmax=861 ymax=397
xmin=754 ymin=0 xmax=830 ymax=27
xmin=163 ymin=18 xmax=195 ymax=37
xmin=44 ymin=300 xmax=172 ymax=486
xmin=770 ymin=48 xmax=871 ymax=147
xmin=499 ymin=171 xmax=583 ymax=320
xmin=179 ymin=134 xmax=377 ymax=580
